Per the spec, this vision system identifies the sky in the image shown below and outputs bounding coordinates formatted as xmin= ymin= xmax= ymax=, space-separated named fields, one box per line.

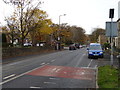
xmin=0 ymin=0 xmax=120 ymax=34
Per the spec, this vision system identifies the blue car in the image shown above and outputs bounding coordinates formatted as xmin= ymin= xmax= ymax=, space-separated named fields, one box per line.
xmin=87 ymin=43 xmax=104 ymax=58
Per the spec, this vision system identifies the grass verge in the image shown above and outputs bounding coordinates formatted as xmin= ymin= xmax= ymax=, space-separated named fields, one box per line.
xmin=98 ymin=65 xmax=118 ymax=88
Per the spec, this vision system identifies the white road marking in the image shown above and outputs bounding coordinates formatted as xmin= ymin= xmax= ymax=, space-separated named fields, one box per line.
xmin=55 ymin=69 xmax=61 ymax=72
xmin=0 ymin=63 xmax=49 ymax=85
xmin=49 ymin=78 xmax=59 ymax=80
xmin=44 ymin=82 xmax=56 ymax=84
xmin=51 ymin=60 xmax=55 ymax=62
xmin=75 ymin=53 xmax=86 ymax=67
xmin=40 ymin=63 xmax=45 ymax=65
xmin=8 ymin=63 xmax=18 ymax=66
xmin=87 ymin=59 xmax=93 ymax=68
xmin=64 ymin=72 xmax=67 ymax=74
xmin=52 ymin=68 xmax=57 ymax=71
xmin=95 ymin=65 xmax=98 ymax=68
xmin=30 ymin=86 xmax=41 ymax=88
xmin=3 ymin=74 xmax=16 ymax=80
xmin=81 ymin=72 xmax=85 ymax=75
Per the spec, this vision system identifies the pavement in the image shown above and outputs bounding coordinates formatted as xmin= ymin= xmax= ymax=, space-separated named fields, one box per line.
xmin=97 ymin=51 xmax=119 ymax=68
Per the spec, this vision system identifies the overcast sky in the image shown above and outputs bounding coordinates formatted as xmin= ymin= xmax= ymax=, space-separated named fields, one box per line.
xmin=0 ymin=0 xmax=120 ymax=34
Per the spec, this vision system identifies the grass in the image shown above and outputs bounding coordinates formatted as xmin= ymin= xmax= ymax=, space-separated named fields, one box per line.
xmin=98 ymin=65 xmax=119 ymax=88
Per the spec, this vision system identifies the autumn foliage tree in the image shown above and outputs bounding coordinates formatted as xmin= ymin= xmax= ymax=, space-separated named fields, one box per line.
xmin=3 ymin=0 xmax=54 ymax=46
xmin=3 ymin=0 xmax=87 ymax=47
xmin=89 ymin=28 xmax=105 ymax=43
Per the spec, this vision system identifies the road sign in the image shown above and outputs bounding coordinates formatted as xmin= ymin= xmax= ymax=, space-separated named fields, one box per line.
xmin=105 ymin=22 xmax=118 ymax=37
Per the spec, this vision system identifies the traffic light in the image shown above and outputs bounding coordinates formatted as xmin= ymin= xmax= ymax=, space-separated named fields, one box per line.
xmin=109 ymin=9 xmax=114 ymax=18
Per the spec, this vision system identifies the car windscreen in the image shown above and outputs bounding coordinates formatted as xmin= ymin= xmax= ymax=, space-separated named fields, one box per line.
xmin=89 ymin=45 xmax=102 ymax=50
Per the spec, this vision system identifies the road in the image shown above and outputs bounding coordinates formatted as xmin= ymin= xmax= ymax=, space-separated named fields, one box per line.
xmin=2 ymin=48 xmax=98 ymax=88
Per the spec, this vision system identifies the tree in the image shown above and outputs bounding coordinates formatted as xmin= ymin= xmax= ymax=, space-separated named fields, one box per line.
xmin=3 ymin=0 xmax=42 ymax=46
xmin=5 ymin=15 xmax=20 ymax=46
xmin=89 ymin=28 xmax=105 ymax=43
xmin=70 ymin=26 xmax=87 ymax=44
xmin=2 ymin=33 xmax=7 ymax=43
xmin=27 ymin=9 xmax=53 ymax=45
xmin=2 ymin=33 xmax=8 ymax=47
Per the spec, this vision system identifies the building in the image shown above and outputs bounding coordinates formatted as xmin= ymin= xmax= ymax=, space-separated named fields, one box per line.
xmin=116 ymin=1 xmax=120 ymax=49
xmin=116 ymin=19 xmax=120 ymax=49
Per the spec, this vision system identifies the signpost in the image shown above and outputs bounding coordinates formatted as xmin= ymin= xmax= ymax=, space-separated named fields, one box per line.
xmin=106 ymin=22 xmax=118 ymax=37
xmin=105 ymin=9 xmax=118 ymax=66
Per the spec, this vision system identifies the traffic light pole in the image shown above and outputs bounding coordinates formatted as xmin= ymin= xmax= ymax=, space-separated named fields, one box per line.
xmin=109 ymin=9 xmax=114 ymax=66
xmin=110 ymin=18 xmax=113 ymax=66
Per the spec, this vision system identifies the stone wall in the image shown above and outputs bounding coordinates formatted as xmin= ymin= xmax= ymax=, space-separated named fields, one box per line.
xmin=2 ymin=46 xmax=55 ymax=59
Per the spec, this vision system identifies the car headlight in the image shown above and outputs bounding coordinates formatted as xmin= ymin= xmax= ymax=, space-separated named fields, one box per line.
xmin=100 ymin=52 xmax=103 ymax=54
xmin=89 ymin=52 xmax=93 ymax=54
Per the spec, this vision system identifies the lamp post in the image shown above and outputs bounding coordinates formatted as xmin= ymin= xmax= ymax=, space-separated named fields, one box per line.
xmin=57 ymin=14 xmax=66 ymax=50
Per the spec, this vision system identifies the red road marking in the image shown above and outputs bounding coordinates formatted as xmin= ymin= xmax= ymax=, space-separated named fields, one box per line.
xmin=26 ymin=65 xmax=95 ymax=80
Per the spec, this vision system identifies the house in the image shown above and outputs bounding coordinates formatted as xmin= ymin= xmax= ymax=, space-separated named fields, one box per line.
xmin=116 ymin=19 xmax=120 ymax=49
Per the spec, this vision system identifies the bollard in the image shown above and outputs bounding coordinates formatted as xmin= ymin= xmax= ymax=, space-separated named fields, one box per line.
xmin=117 ymin=54 xmax=120 ymax=88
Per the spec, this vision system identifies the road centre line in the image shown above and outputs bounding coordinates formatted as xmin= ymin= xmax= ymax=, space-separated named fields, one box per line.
xmin=87 ymin=59 xmax=93 ymax=68
xmin=3 ymin=74 xmax=16 ymax=80
xmin=51 ymin=60 xmax=55 ymax=62
xmin=30 ymin=86 xmax=42 ymax=88
xmin=0 ymin=63 xmax=49 ymax=85
xmin=75 ymin=53 xmax=86 ymax=67
xmin=44 ymin=82 xmax=56 ymax=84
xmin=40 ymin=63 xmax=45 ymax=65
xmin=49 ymin=78 xmax=60 ymax=80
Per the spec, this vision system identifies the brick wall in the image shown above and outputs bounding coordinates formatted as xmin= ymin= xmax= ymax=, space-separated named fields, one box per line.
xmin=2 ymin=46 xmax=55 ymax=59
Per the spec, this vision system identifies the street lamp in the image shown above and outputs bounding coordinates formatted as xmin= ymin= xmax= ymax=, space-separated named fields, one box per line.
xmin=58 ymin=14 xmax=66 ymax=40
xmin=59 ymin=14 xmax=66 ymax=27
xmin=57 ymin=14 xmax=66 ymax=50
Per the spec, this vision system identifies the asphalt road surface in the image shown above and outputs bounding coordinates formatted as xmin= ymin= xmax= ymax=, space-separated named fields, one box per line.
xmin=2 ymin=48 xmax=98 ymax=88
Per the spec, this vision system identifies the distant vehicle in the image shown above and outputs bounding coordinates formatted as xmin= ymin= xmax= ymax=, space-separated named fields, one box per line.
xmin=69 ymin=44 xmax=76 ymax=50
xmin=75 ymin=43 xmax=80 ymax=49
xmin=24 ymin=43 xmax=32 ymax=46
xmin=82 ymin=45 xmax=87 ymax=48
xmin=87 ymin=43 xmax=104 ymax=58
xmin=79 ymin=45 xmax=83 ymax=48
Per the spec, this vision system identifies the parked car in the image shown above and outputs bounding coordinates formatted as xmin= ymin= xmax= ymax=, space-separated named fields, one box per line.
xmin=87 ymin=43 xmax=104 ymax=58
xmin=75 ymin=43 xmax=80 ymax=49
xmin=24 ymin=43 xmax=32 ymax=46
xmin=69 ymin=44 xmax=76 ymax=50
xmin=79 ymin=45 xmax=83 ymax=48
xmin=82 ymin=45 xmax=87 ymax=48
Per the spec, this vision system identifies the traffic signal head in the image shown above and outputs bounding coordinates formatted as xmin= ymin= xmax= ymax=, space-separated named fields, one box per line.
xmin=109 ymin=9 xmax=114 ymax=18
